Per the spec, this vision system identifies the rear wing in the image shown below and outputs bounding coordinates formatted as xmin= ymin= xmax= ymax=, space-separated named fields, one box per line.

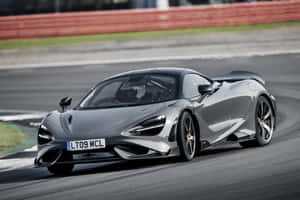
xmin=211 ymin=71 xmax=265 ymax=85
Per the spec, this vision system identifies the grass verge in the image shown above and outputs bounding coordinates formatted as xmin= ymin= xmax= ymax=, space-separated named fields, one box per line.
xmin=0 ymin=21 xmax=300 ymax=50
xmin=0 ymin=123 xmax=26 ymax=154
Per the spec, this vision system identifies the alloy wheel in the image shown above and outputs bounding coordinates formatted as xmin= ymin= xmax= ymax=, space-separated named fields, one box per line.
xmin=256 ymin=97 xmax=275 ymax=144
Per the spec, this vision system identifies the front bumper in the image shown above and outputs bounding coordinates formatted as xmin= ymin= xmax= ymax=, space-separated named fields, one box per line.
xmin=35 ymin=136 xmax=177 ymax=167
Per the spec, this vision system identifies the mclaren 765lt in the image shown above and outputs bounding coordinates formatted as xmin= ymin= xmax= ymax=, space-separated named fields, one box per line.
xmin=35 ymin=68 xmax=276 ymax=175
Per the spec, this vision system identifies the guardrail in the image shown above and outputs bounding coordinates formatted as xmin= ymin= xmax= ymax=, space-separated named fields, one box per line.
xmin=0 ymin=1 xmax=300 ymax=40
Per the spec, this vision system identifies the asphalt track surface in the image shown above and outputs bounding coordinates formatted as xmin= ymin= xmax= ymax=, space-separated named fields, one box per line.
xmin=1 ymin=53 xmax=300 ymax=200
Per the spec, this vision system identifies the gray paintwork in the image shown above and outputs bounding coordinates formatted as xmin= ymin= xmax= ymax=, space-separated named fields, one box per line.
xmin=35 ymin=68 xmax=276 ymax=167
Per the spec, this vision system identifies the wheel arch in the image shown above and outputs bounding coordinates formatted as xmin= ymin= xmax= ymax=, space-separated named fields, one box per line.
xmin=257 ymin=93 xmax=277 ymax=129
xmin=258 ymin=93 xmax=277 ymax=129
xmin=178 ymin=108 xmax=201 ymax=148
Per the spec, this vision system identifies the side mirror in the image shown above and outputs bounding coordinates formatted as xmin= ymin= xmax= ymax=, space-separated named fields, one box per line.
xmin=198 ymin=82 xmax=219 ymax=95
xmin=59 ymin=96 xmax=72 ymax=112
xmin=198 ymin=84 xmax=213 ymax=95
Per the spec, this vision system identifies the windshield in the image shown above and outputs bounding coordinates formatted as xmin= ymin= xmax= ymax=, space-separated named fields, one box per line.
xmin=79 ymin=74 xmax=178 ymax=109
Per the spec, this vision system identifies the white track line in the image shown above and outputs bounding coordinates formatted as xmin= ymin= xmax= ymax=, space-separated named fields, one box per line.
xmin=24 ymin=145 xmax=38 ymax=152
xmin=0 ymin=109 xmax=46 ymax=114
xmin=0 ymin=113 xmax=46 ymax=121
xmin=1 ymin=49 xmax=300 ymax=70
xmin=0 ymin=158 xmax=34 ymax=172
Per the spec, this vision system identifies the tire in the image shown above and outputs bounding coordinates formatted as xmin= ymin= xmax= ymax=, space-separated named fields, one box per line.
xmin=240 ymin=96 xmax=275 ymax=148
xmin=48 ymin=164 xmax=74 ymax=176
xmin=177 ymin=111 xmax=199 ymax=161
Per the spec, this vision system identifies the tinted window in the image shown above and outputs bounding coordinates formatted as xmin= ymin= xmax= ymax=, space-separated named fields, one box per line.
xmin=183 ymin=74 xmax=211 ymax=98
xmin=79 ymin=74 xmax=178 ymax=109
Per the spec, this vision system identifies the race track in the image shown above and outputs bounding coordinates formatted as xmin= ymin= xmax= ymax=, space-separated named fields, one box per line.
xmin=1 ymin=53 xmax=300 ymax=200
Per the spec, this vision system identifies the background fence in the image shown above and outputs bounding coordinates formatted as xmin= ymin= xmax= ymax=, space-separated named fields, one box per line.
xmin=0 ymin=0 xmax=299 ymax=40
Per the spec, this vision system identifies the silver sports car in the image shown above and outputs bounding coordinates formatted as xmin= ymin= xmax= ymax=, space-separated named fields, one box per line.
xmin=35 ymin=68 xmax=276 ymax=175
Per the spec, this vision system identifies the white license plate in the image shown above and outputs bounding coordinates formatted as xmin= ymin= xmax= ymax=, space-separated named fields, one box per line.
xmin=66 ymin=139 xmax=106 ymax=151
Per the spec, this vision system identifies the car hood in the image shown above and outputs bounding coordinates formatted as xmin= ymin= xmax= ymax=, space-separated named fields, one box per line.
xmin=58 ymin=101 xmax=175 ymax=140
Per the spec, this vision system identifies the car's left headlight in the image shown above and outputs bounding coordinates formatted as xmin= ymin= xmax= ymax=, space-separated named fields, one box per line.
xmin=129 ymin=115 xmax=166 ymax=136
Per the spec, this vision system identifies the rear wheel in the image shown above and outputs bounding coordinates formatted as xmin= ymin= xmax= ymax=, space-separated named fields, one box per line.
xmin=240 ymin=96 xmax=275 ymax=147
xmin=177 ymin=111 xmax=198 ymax=161
xmin=48 ymin=164 xmax=74 ymax=176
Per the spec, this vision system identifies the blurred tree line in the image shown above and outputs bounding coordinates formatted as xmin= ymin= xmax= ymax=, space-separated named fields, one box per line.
xmin=0 ymin=0 xmax=131 ymax=16
xmin=169 ymin=0 xmax=272 ymax=6
xmin=0 ymin=0 xmax=273 ymax=16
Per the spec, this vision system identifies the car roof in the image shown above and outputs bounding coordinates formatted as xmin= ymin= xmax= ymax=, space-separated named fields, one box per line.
xmin=104 ymin=67 xmax=206 ymax=81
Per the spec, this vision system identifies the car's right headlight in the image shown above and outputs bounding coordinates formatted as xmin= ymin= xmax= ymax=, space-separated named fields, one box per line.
xmin=128 ymin=115 xmax=166 ymax=136
xmin=38 ymin=125 xmax=53 ymax=145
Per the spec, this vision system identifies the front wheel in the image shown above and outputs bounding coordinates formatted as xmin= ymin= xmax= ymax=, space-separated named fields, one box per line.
xmin=177 ymin=111 xmax=199 ymax=161
xmin=240 ymin=96 xmax=275 ymax=147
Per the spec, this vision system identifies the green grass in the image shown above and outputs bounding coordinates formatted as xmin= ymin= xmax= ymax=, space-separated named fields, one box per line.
xmin=0 ymin=21 xmax=300 ymax=50
xmin=0 ymin=123 xmax=26 ymax=154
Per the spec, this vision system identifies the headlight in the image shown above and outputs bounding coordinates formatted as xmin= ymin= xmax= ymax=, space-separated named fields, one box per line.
xmin=38 ymin=125 xmax=53 ymax=145
xmin=129 ymin=115 xmax=166 ymax=136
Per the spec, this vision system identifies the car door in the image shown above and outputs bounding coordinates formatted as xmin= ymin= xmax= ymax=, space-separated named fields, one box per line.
xmin=182 ymin=73 xmax=233 ymax=143
xmin=226 ymin=80 xmax=253 ymax=124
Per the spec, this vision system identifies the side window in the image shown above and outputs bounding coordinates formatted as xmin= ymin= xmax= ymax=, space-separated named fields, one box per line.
xmin=183 ymin=74 xmax=211 ymax=98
